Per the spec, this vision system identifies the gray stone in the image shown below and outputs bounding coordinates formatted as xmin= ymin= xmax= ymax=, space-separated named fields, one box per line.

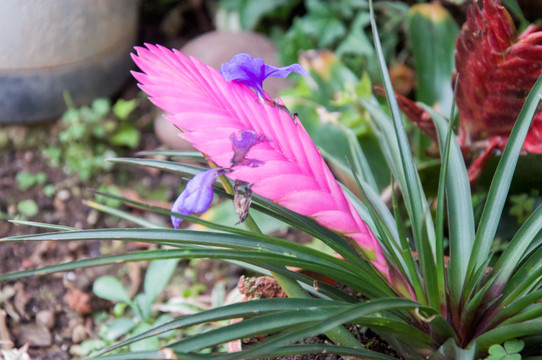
xmin=19 ymin=323 xmax=52 ymax=347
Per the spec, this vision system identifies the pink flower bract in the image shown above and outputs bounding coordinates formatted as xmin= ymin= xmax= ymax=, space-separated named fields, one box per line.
xmin=131 ymin=44 xmax=389 ymax=278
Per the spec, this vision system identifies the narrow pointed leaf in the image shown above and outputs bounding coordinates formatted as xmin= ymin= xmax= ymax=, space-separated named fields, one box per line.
xmin=408 ymin=3 xmax=458 ymax=114
xmin=488 ymin=203 xmax=542 ymax=296
xmin=230 ymin=298 xmax=426 ymax=359
xmin=467 ymin=74 xmax=542 ymax=280
xmin=90 ymin=298 xmax=344 ymax=356
xmin=422 ymin=104 xmax=475 ymax=305
xmin=368 ymin=0 xmax=436 ymax=303
xmin=473 ymin=320 xmax=542 ymax=352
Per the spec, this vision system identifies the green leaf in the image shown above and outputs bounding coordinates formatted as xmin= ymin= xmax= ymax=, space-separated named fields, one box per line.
xmin=91 ymin=298 xmax=341 ymax=356
xmin=430 ymin=338 xmax=476 ymax=360
xmin=129 ymin=322 xmax=158 ymax=352
xmin=133 ymin=293 xmax=151 ymax=322
xmin=83 ymin=200 xmax=163 ymax=229
xmin=301 ymin=1 xmax=347 ymax=47
xmin=169 ymin=307 xmax=337 ymax=353
xmin=422 ymin=104 xmax=474 ymax=306
xmin=8 ymin=220 xmax=77 ymax=231
xmin=113 ymin=99 xmax=138 ymax=120
xmin=219 ymin=0 xmax=295 ymax=30
xmin=92 ymin=98 xmax=111 ymax=118
xmin=144 ymin=259 xmax=178 ymax=304
xmin=135 ymin=150 xmax=206 ymax=163
xmin=201 ymin=200 xmax=288 ymax=234
xmin=110 ymin=126 xmax=140 ymax=149
xmin=488 ymin=203 xmax=542 ymax=299
xmin=474 ymin=320 xmax=542 ymax=352
xmin=232 ymin=298 xmax=426 ymax=359
xmin=0 ymin=237 xmax=373 ymax=297
xmin=407 ymin=3 xmax=458 ymax=114
xmin=467 ymin=74 xmax=542 ymax=286
xmin=367 ymin=0 xmax=437 ymax=305
xmin=16 ymin=171 xmax=47 ymax=190
xmin=93 ymin=275 xmax=131 ymax=303
xmin=504 ymin=339 xmax=524 ymax=353
xmin=106 ymin=318 xmax=137 ymax=341
xmin=498 ymin=246 xmax=542 ymax=307
xmin=17 ymin=199 xmax=38 ymax=218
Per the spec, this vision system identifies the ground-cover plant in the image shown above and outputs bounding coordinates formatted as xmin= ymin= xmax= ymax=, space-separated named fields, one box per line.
xmin=76 ymin=259 xmax=180 ymax=356
xmin=217 ymin=0 xmax=408 ymax=79
xmin=2 ymin=0 xmax=542 ymax=359
xmin=43 ymin=96 xmax=141 ymax=181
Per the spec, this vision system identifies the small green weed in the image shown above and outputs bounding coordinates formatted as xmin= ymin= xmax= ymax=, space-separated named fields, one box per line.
xmin=509 ymin=190 xmax=539 ymax=224
xmin=17 ymin=199 xmax=39 ymax=218
xmin=43 ymin=96 xmax=141 ymax=181
xmin=15 ymin=171 xmax=47 ymax=190
xmin=485 ymin=340 xmax=524 ymax=360
xmin=78 ymin=259 xmax=179 ymax=355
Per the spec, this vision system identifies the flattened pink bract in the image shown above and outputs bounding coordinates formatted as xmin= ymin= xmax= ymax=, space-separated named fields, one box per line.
xmin=132 ymin=44 xmax=391 ymax=281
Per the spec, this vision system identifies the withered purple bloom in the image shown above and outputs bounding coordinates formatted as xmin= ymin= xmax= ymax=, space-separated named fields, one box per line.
xmin=233 ymin=180 xmax=253 ymax=224
xmin=171 ymin=168 xmax=224 ymax=228
xmin=230 ymin=130 xmax=270 ymax=167
xmin=220 ymin=53 xmax=308 ymax=100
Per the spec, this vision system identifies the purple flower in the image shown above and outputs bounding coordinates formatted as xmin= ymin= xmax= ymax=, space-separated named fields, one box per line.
xmin=230 ymin=130 xmax=270 ymax=167
xmin=220 ymin=53 xmax=308 ymax=100
xmin=171 ymin=168 xmax=224 ymax=228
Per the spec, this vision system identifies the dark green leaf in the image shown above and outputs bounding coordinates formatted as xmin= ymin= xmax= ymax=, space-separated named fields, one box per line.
xmin=467 ymin=74 xmax=542 ymax=286
xmin=93 ymin=275 xmax=131 ymax=303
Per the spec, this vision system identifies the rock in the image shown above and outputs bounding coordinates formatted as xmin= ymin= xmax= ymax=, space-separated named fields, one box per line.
xmin=63 ymin=289 xmax=92 ymax=315
xmin=35 ymin=310 xmax=55 ymax=330
xmin=71 ymin=323 xmax=87 ymax=344
xmin=154 ymin=31 xmax=293 ymax=150
xmin=19 ymin=323 xmax=52 ymax=347
xmin=153 ymin=116 xmax=194 ymax=151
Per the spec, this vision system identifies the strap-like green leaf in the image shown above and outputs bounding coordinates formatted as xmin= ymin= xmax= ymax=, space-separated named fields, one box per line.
xmin=0 ymin=246 xmax=363 ymax=292
xmin=467 ymin=74 xmax=542 ymax=284
xmin=489 ymin=203 xmax=542 ymax=294
xmin=89 ymin=298 xmax=342 ymax=356
xmin=368 ymin=0 xmax=437 ymax=307
xmin=422 ymin=104 xmax=475 ymax=307
xmin=473 ymin=319 xmax=542 ymax=352
xmin=229 ymin=297 xmax=426 ymax=359
xmin=169 ymin=307 xmax=337 ymax=352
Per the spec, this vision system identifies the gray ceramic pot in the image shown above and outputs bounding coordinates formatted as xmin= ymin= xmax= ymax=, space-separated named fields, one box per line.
xmin=0 ymin=0 xmax=140 ymax=123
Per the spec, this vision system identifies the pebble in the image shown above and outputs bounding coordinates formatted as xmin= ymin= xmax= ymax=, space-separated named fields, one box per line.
xmin=71 ymin=323 xmax=87 ymax=344
xmin=56 ymin=189 xmax=71 ymax=201
xmin=19 ymin=323 xmax=52 ymax=347
xmin=86 ymin=209 xmax=100 ymax=226
xmin=35 ymin=309 xmax=55 ymax=329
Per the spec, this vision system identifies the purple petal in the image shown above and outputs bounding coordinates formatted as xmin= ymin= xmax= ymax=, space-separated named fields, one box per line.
xmin=220 ymin=53 xmax=307 ymax=99
xmin=170 ymin=168 xmax=222 ymax=228
xmin=264 ymin=63 xmax=308 ymax=79
xmin=230 ymin=130 xmax=270 ymax=167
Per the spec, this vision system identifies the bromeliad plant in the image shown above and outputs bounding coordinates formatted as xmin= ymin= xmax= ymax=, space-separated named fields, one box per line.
xmin=400 ymin=0 xmax=542 ymax=182
xmin=2 ymin=0 xmax=542 ymax=358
